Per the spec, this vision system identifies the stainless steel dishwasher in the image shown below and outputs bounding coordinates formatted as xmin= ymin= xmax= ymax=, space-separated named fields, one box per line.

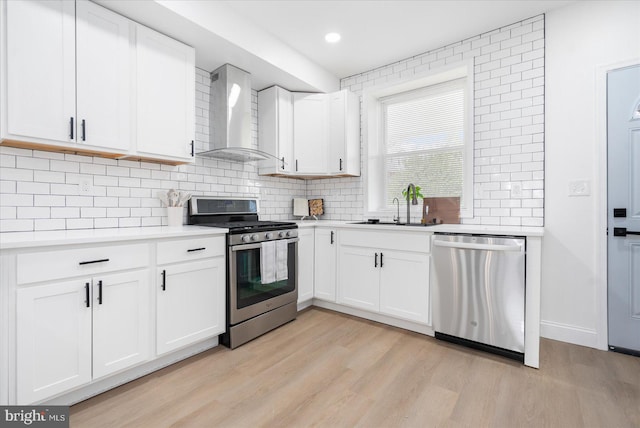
xmin=431 ymin=233 xmax=526 ymax=361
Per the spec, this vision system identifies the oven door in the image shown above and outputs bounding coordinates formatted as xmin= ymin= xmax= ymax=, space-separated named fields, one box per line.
xmin=229 ymin=238 xmax=298 ymax=325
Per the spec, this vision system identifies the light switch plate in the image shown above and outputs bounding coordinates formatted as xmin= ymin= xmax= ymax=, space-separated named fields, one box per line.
xmin=568 ymin=180 xmax=590 ymax=196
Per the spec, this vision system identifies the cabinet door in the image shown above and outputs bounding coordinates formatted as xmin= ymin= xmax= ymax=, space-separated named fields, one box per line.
xmin=314 ymin=229 xmax=337 ymax=302
xmin=5 ymin=0 xmax=75 ymax=144
xmin=76 ymin=1 xmax=131 ymax=152
xmin=17 ymin=280 xmax=92 ymax=404
xmin=328 ymin=91 xmax=346 ymax=174
xmin=337 ymin=245 xmax=379 ymax=311
xmin=157 ymin=258 xmax=225 ymax=355
xmin=258 ymin=86 xmax=294 ymax=175
xmin=136 ymin=25 xmax=195 ymax=160
xmin=92 ymin=270 xmax=150 ymax=379
xmin=297 ymin=228 xmax=314 ymax=303
xmin=379 ymin=250 xmax=430 ymax=324
xmin=293 ymin=93 xmax=328 ymax=174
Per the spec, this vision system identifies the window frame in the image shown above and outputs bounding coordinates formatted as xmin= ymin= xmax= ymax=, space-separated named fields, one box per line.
xmin=362 ymin=60 xmax=474 ymax=219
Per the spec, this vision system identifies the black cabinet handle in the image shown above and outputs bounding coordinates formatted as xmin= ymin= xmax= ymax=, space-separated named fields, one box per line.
xmin=69 ymin=117 xmax=74 ymax=140
xmin=187 ymin=247 xmax=206 ymax=252
xmin=374 ymin=252 xmax=378 ymax=268
xmin=380 ymin=252 xmax=384 ymax=267
xmin=85 ymin=282 xmax=90 ymax=308
xmin=79 ymin=258 xmax=109 ymax=266
xmin=161 ymin=270 xmax=166 ymax=291
xmin=191 ymin=140 xmax=194 ymax=157
xmin=97 ymin=280 xmax=103 ymax=305
xmin=330 ymin=231 xmax=334 ymax=245
xmin=295 ymin=159 xmax=298 ymax=171
xmin=613 ymin=227 xmax=640 ymax=237
xmin=81 ymin=119 xmax=86 ymax=141
xmin=339 ymin=158 xmax=343 ymax=171
xmin=281 ymin=157 xmax=285 ymax=170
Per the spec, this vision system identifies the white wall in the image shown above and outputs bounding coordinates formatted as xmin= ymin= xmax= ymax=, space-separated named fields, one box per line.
xmin=308 ymin=15 xmax=545 ymax=227
xmin=542 ymin=0 xmax=640 ymax=348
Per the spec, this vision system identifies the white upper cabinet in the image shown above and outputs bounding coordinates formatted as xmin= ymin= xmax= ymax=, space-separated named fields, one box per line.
xmin=258 ymin=86 xmax=294 ymax=175
xmin=328 ymin=90 xmax=361 ymax=176
xmin=293 ymin=92 xmax=328 ymax=175
xmin=4 ymin=0 xmax=76 ymax=145
xmin=76 ymin=0 xmax=131 ymax=152
xmin=1 ymin=0 xmax=195 ymax=164
xmin=258 ymin=88 xmax=360 ymax=178
xmin=135 ymin=24 xmax=195 ymax=162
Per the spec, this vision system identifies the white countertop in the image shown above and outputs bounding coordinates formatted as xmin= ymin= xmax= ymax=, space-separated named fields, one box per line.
xmin=0 ymin=225 xmax=228 ymax=250
xmin=296 ymin=220 xmax=544 ymax=237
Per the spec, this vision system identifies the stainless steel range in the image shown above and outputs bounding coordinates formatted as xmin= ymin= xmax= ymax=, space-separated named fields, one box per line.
xmin=188 ymin=197 xmax=298 ymax=349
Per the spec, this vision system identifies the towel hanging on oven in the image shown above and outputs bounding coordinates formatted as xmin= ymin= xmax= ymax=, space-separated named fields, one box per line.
xmin=276 ymin=240 xmax=288 ymax=281
xmin=260 ymin=240 xmax=288 ymax=284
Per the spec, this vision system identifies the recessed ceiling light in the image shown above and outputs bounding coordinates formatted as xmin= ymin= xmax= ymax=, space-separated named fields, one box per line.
xmin=325 ymin=32 xmax=341 ymax=43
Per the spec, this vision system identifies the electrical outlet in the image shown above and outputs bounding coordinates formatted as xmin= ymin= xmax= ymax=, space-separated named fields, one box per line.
xmin=79 ymin=177 xmax=93 ymax=195
xmin=568 ymin=180 xmax=590 ymax=197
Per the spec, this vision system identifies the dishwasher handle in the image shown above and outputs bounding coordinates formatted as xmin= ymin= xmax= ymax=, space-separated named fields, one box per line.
xmin=433 ymin=240 xmax=523 ymax=252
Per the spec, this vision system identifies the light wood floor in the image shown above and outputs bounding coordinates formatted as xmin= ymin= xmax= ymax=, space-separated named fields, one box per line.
xmin=71 ymin=308 xmax=640 ymax=428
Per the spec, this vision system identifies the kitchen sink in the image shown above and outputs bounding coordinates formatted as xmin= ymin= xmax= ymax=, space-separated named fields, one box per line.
xmin=350 ymin=221 xmax=439 ymax=227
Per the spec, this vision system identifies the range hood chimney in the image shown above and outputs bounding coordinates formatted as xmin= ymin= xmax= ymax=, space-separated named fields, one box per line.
xmin=197 ymin=64 xmax=273 ymax=162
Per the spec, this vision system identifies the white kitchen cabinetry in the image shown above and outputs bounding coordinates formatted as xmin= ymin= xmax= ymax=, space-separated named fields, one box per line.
xmin=156 ymin=237 xmax=225 ymax=355
xmin=314 ymin=228 xmax=338 ymax=302
xmin=258 ymin=86 xmax=294 ymax=175
xmin=258 ymin=89 xmax=360 ymax=178
xmin=15 ymin=244 xmax=150 ymax=404
xmin=297 ymin=228 xmax=315 ymax=303
xmin=293 ymin=93 xmax=328 ymax=174
xmin=337 ymin=229 xmax=430 ymax=324
xmin=2 ymin=0 xmax=130 ymax=154
xmin=135 ymin=24 xmax=195 ymax=163
xmin=328 ymin=90 xmax=361 ymax=176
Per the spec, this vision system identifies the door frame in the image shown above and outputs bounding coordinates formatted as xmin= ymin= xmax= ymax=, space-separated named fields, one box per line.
xmin=596 ymin=58 xmax=640 ymax=351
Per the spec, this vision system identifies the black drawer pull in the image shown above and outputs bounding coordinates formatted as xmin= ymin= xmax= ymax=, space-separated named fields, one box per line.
xmin=330 ymin=231 xmax=334 ymax=245
xmin=614 ymin=227 xmax=640 ymax=237
xmin=380 ymin=252 xmax=384 ymax=267
xmin=187 ymin=247 xmax=206 ymax=252
xmin=374 ymin=252 xmax=378 ymax=268
xmin=161 ymin=269 xmax=166 ymax=291
xmin=79 ymin=258 xmax=109 ymax=265
xmin=97 ymin=280 xmax=103 ymax=305
xmin=85 ymin=282 xmax=90 ymax=308
xmin=191 ymin=140 xmax=194 ymax=157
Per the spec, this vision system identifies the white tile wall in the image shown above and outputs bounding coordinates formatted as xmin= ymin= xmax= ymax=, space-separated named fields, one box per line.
xmin=0 ymin=68 xmax=306 ymax=232
xmin=307 ymin=15 xmax=545 ymax=226
xmin=0 ymin=15 xmax=544 ymax=231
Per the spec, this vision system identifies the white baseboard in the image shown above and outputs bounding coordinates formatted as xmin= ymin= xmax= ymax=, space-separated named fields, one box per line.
xmin=540 ymin=320 xmax=603 ymax=349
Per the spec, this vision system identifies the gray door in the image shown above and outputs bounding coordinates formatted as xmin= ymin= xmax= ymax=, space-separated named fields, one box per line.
xmin=608 ymin=64 xmax=640 ymax=355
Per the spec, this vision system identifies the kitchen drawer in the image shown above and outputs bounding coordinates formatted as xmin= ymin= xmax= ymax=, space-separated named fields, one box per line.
xmin=157 ymin=236 xmax=225 ymax=265
xmin=17 ymin=243 xmax=149 ymax=285
xmin=340 ymin=229 xmax=430 ymax=253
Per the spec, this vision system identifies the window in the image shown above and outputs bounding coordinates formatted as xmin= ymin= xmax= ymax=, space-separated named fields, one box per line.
xmin=364 ymin=62 xmax=473 ymax=218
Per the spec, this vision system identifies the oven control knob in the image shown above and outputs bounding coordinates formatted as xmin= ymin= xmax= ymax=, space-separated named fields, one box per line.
xmin=286 ymin=231 xmax=292 ymax=237
xmin=241 ymin=235 xmax=250 ymax=243
xmin=278 ymin=231 xmax=286 ymax=238
xmin=265 ymin=232 xmax=273 ymax=240
xmin=251 ymin=234 xmax=259 ymax=241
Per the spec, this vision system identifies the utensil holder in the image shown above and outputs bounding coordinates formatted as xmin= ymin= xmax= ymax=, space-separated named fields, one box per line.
xmin=166 ymin=207 xmax=183 ymax=227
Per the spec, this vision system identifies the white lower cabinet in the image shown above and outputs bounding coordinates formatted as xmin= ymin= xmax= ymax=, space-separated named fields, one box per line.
xmin=313 ymin=228 xmax=337 ymax=302
xmin=297 ymin=228 xmax=315 ymax=303
xmin=156 ymin=236 xmax=226 ymax=355
xmin=16 ymin=269 xmax=150 ymax=404
xmin=156 ymin=258 xmax=225 ymax=355
xmin=337 ymin=229 xmax=431 ymax=324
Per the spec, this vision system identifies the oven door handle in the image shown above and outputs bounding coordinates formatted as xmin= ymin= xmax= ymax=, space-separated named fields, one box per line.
xmin=231 ymin=238 xmax=299 ymax=251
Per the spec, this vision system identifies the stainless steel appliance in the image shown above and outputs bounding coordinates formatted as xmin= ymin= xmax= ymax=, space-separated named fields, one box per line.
xmin=188 ymin=197 xmax=298 ymax=348
xmin=431 ymin=233 xmax=526 ymax=361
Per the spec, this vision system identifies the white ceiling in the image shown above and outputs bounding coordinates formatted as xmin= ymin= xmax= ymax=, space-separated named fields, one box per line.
xmin=97 ymin=0 xmax=575 ymax=91
xmin=222 ymin=0 xmax=575 ymax=79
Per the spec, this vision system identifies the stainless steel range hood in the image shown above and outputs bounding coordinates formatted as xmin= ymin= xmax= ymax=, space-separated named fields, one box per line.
xmin=197 ymin=64 xmax=274 ymax=162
